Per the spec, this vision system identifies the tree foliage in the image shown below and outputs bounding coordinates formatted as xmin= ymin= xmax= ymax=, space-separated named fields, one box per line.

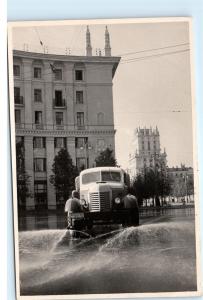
xmin=170 ymin=174 xmax=194 ymax=198
xmin=16 ymin=141 xmax=30 ymax=208
xmin=131 ymin=168 xmax=171 ymax=206
xmin=49 ymin=148 xmax=78 ymax=201
xmin=95 ymin=147 xmax=117 ymax=167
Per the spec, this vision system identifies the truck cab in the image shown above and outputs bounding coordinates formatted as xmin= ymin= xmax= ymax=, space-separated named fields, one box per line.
xmin=68 ymin=167 xmax=139 ymax=231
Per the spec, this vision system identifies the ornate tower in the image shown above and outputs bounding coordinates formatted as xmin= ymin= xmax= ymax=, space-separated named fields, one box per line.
xmin=86 ymin=26 xmax=92 ymax=56
xmin=105 ymin=26 xmax=111 ymax=56
xmin=129 ymin=127 xmax=167 ymax=178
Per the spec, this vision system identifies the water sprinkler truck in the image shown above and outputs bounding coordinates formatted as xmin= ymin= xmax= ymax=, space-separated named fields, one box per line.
xmin=67 ymin=166 xmax=139 ymax=231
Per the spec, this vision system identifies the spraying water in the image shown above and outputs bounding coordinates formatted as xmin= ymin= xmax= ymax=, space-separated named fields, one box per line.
xmin=19 ymin=212 xmax=197 ymax=296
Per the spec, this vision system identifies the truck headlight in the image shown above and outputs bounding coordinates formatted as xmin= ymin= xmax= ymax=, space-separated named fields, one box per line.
xmin=115 ymin=197 xmax=121 ymax=204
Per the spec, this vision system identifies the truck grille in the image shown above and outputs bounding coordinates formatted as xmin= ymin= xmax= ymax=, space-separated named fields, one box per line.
xmin=90 ymin=192 xmax=110 ymax=212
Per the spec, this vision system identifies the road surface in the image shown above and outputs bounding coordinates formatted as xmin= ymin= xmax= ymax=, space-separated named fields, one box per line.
xmin=19 ymin=208 xmax=197 ymax=295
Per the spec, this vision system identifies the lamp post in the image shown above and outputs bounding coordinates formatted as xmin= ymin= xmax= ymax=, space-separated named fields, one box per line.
xmin=183 ymin=174 xmax=188 ymax=203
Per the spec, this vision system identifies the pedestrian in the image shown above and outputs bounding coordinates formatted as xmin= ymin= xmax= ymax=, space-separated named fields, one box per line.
xmin=65 ymin=190 xmax=83 ymax=229
xmin=123 ymin=187 xmax=139 ymax=226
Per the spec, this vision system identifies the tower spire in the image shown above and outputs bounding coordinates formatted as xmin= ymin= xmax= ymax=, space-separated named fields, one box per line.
xmin=105 ymin=26 xmax=111 ymax=56
xmin=86 ymin=25 xmax=92 ymax=56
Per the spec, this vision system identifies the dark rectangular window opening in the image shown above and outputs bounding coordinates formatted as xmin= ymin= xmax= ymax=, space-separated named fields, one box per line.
xmin=34 ymin=67 xmax=42 ymax=79
xmin=34 ymin=89 xmax=42 ymax=102
xmin=34 ymin=180 xmax=47 ymax=209
xmin=54 ymin=137 xmax=66 ymax=148
xmin=76 ymin=91 xmax=84 ymax=104
xmin=34 ymin=158 xmax=46 ymax=172
xmin=76 ymin=157 xmax=86 ymax=171
xmin=33 ymin=137 xmax=46 ymax=148
xmin=35 ymin=111 xmax=42 ymax=124
xmin=14 ymin=65 xmax=20 ymax=76
xmin=15 ymin=110 xmax=21 ymax=123
xmin=55 ymin=112 xmax=63 ymax=125
xmin=76 ymin=112 xmax=84 ymax=126
xmin=55 ymin=69 xmax=62 ymax=80
xmin=75 ymin=70 xmax=83 ymax=81
xmin=14 ymin=87 xmax=23 ymax=104
xmin=54 ymin=90 xmax=65 ymax=107
xmin=75 ymin=137 xmax=88 ymax=148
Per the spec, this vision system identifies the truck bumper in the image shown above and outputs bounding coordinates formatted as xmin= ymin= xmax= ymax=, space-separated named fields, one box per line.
xmin=68 ymin=209 xmax=139 ymax=230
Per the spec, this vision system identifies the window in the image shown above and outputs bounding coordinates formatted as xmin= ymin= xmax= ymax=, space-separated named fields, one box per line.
xmin=75 ymin=70 xmax=83 ymax=81
xmin=82 ymin=171 xmax=100 ymax=184
xmin=14 ymin=65 xmax=20 ymax=76
xmin=77 ymin=112 xmax=84 ymax=126
xmin=55 ymin=112 xmax=63 ymax=125
xmin=101 ymin=171 xmax=121 ymax=182
xmin=142 ymin=141 xmax=145 ymax=150
xmin=34 ymin=89 xmax=42 ymax=102
xmin=34 ymin=67 xmax=42 ymax=79
xmin=34 ymin=158 xmax=46 ymax=172
xmin=97 ymin=112 xmax=104 ymax=125
xmin=34 ymin=181 xmax=47 ymax=206
xmin=14 ymin=87 xmax=23 ymax=104
xmin=15 ymin=110 xmax=21 ymax=123
xmin=75 ymin=137 xmax=87 ymax=148
xmin=54 ymin=137 xmax=66 ymax=148
xmin=55 ymin=69 xmax=62 ymax=80
xmin=16 ymin=136 xmax=24 ymax=144
xmin=76 ymin=157 xmax=86 ymax=171
xmin=54 ymin=90 xmax=65 ymax=107
xmin=148 ymin=141 xmax=150 ymax=150
xmin=33 ymin=137 xmax=46 ymax=148
xmin=76 ymin=91 xmax=84 ymax=104
xmin=35 ymin=111 xmax=42 ymax=124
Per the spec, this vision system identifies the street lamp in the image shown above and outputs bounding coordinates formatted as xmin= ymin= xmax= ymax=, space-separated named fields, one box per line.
xmin=183 ymin=174 xmax=189 ymax=203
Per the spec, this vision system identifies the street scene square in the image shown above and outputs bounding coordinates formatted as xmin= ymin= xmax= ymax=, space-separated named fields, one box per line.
xmin=8 ymin=18 xmax=200 ymax=299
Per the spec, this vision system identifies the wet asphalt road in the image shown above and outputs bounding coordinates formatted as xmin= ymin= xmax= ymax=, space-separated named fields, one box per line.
xmin=19 ymin=208 xmax=197 ymax=296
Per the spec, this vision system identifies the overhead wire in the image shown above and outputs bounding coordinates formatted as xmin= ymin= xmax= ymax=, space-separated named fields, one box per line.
xmin=13 ymin=46 xmax=190 ymax=79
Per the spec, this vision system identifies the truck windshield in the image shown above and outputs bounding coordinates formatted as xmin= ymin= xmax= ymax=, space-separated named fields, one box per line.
xmin=82 ymin=171 xmax=100 ymax=184
xmin=101 ymin=171 xmax=121 ymax=182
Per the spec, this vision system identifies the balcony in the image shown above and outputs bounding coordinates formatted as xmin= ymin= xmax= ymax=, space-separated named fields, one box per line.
xmin=53 ymin=98 xmax=66 ymax=108
xmin=14 ymin=96 xmax=24 ymax=105
xmin=76 ymin=125 xmax=86 ymax=130
xmin=35 ymin=124 xmax=44 ymax=130
xmin=54 ymin=125 xmax=64 ymax=130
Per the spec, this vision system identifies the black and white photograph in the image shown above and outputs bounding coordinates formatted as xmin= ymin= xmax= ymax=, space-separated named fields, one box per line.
xmin=8 ymin=18 xmax=201 ymax=299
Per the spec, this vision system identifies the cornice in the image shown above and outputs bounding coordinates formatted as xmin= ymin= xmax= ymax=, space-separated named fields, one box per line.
xmin=16 ymin=129 xmax=116 ymax=136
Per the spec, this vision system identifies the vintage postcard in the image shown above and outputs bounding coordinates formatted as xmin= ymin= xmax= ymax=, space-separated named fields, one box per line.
xmin=8 ymin=18 xmax=201 ymax=299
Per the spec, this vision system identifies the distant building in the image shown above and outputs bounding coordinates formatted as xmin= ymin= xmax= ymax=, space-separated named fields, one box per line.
xmin=13 ymin=26 xmax=120 ymax=210
xmin=129 ymin=127 xmax=167 ymax=178
xmin=167 ymin=165 xmax=194 ymax=200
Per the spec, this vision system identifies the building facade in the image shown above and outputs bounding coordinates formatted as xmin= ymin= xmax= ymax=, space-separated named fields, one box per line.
xmin=13 ymin=27 xmax=120 ymax=210
xmin=129 ymin=127 xmax=167 ymax=178
xmin=167 ymin=165 xmax=194 ymax=201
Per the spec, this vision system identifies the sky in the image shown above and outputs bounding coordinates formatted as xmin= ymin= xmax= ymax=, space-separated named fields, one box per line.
xmin=12 ymin=20 xmax=194 ymax=169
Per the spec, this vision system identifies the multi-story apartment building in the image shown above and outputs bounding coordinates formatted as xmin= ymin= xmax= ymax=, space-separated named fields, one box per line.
xmin=13 ymin=26 xmax=120 ymax=210
xmin=167 ymin=165 xmax=194 ymax=201
xmin=129 ymin=127 xmax=167 ymax=178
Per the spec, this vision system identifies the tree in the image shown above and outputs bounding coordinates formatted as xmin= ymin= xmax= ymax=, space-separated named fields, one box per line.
xmin=49 ymin=148 xmax=78 ymax=201
xmin=16 ymin=141 xmax=30 ymax=209
xmin=131 ymin=168 xmax=171 ymax=207
xmin=131 ymin=174 xmax=145 ymax=206
xmin=95 ymin=147 xmax=117 ymax=167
